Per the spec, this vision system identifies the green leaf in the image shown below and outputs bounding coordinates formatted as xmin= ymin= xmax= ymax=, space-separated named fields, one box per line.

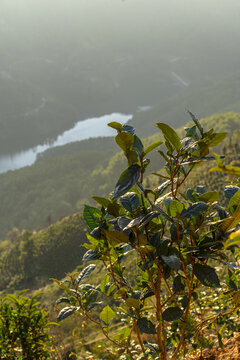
xmin=82 ymin=250 xmax=101 ymax=261
xmin=56 ymin=297 xmax=71 ymax=305
xmin=210 ymin=165 xmax=240 ymax=177
xmin=224 ymin=185 xmax=240 ymax=200
xmin=100 ymin=305 xmax=115 ymax=326
xmin=220 ymin=201 xmax=240 ymax=232
xmin=115 ymin=131 xmax=134 ymax=152
xmin=162 ymin=307 xmax=183 ymax=321
xmin=193 ymin=263 xmax=220 ymax=287
xmin=206 ymin=132 xmax=227 ymax=147
xmin=99 ymin=274 xmax=110 ymax=293
xmin=119 ymin=192 xmax=140 ymax=212
xmin=75 ymin=264 xmax=96 ymax=285
xmin=125 ymin=298 xmax=141 ymax=309
xmin=217 ymin=332 xmax=225 ymax=350
xmin=132 ymin=135 xmax=144 ymax=157
xmin=187 ymin=111 xmax=203 ymax=136
xmin=181 ymin=202 xmax=208 ymax=218
xmin=228 ymin=189 xmax=240 ymax=214
xmin=113 ymin=164 xmax=141 ymax=199
xmin=225 ymin=229 xmax=240 ymax=248
xmin=198 ymin=191 xmax=220 ymax=203
xmin=83 ymin=205 xmax=102 ymax=230
xmin=161 ymin=255 xmax=181 ymax=272
xmin=156 ymin=123 xmax=181 ymax=151
xmin=57 ymin=306 xmax=79 ymax=321
xmin=107 ymin=121 xmax=123 ymax=132
xmin=144 ymin=141 xmax=163 ymax=155
xmin=168 ymin=199 xmax=185 ymax=217
xmin=104 ymin=230 xmax=129 ymax=245
xmin=137 ymin=317 xmax=156 ymax=334
xmin=92 ymin=196 xmax=111 ymax=208
xmin=173 ymin=276 xmax=185 ymax=293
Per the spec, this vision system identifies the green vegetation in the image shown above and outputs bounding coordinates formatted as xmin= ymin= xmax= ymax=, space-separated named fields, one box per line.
xmin=54 ymin=117 xmax=240 ymax=359
xmin=0 ymin=291 xmax=54 ymax=359
xmin=0 ymin=213 xmax=87 ymax=291
xmin=1 ymin=113 xmax=240 ymax=241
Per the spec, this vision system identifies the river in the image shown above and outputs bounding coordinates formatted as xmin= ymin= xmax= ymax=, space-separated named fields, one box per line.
xmin=0 ymin=113 xmax=132 ymax=173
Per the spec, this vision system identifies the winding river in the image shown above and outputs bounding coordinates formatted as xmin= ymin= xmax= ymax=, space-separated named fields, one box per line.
xmin=0 ymin=113 xmax=132 ymax=173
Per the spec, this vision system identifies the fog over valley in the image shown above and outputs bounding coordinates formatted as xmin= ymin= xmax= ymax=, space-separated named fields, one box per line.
xmin=1 ymin=0 xmax=240 ymax=156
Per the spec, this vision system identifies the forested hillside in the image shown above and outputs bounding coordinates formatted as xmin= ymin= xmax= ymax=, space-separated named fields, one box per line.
xmin=0 ymin=112 xmax=240 ymax=240
xmin=1 ymin=113 xmax=240 ymax=294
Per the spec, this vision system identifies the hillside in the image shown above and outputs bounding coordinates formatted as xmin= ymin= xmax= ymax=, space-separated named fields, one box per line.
xmin=0 ymin=112 xmax=240 ymax=293
xmin=0 ymin=112 xmax=240 ymax=240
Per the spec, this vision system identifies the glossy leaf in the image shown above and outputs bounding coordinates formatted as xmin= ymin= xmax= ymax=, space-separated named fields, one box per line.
xmin=113 ymin=164 xmax=141 ymax=199
xmin=119 ymin=192 xmax=140 ymax=212
xmin=132 ymin=135 xmax=144 ymax=157
xmin=193 ymin=263 xmax=220 ymax=287
xmin=75 ymin=264 xmax=96 ymax=285
xmin=122 ymin=124 xmax=135 ymax=135
xmin=156 ymin=123 xmax=181 ymax=151
xmin=82 ymin=250 xmax=101 ymax=261
xmin=162 ymin=307 xmax=183 ymax=322
xmin=56 ymin=297 xmax=71 ymax=305
xmin=57 ymin=306 xmax=79 ymax=321
xmin=224 ymin=185 xmax=240 ymax=200
xmin=161 ymin=255 xmax=181 ymax=272
xmin=187 ymin=111 xmax=203 ymax=136
xmin=181 ymin=201 xmax=208 ymax=218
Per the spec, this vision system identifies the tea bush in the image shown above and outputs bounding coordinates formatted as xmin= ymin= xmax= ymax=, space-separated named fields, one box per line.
xmin=55 ymin=114 xmax=240 ymax=359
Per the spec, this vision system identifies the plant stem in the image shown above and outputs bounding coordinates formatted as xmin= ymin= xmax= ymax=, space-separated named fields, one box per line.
xmin=133 ymin=319 xmax=145 ymax=353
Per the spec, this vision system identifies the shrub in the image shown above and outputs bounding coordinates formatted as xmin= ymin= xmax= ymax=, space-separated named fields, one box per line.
xmin=0 ymin=291 xmax=54 ymax=359
xmin=55 ymin=115 xmax=240 ymax=359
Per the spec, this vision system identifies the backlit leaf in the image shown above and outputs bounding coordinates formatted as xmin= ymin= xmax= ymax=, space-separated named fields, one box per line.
xmin=100 ymin=305 xmax=115 ymax=326
xmin=156 ymin=123 xmax=181 ymax=151
xmin=83 ymin=205 xmax=102 ymax=230
xmin=144 ymin=141 xmax=163 ymax=155
xmin=107 ymin=121 xmax=123 ymax=132
xmin=115 ymin=131 xmax=134 ymax=152
xmin=198 ymin=191 xmax=220 ymax=203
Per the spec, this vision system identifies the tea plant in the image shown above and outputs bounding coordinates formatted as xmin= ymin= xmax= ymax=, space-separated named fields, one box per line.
xmin=0 ymin=291 xmax=55 ymax=359
xmin=55 ymin=113 xmax=240 ymax=359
